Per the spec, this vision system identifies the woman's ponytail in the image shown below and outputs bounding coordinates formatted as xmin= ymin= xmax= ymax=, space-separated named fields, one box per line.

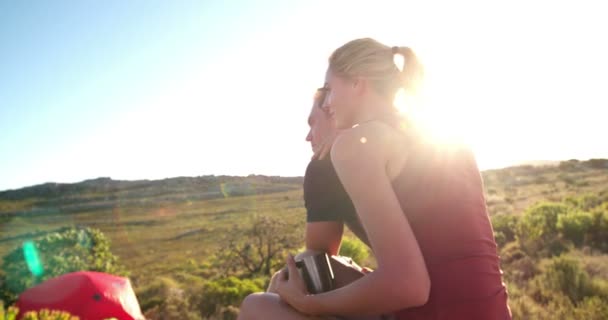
xmin=393 ymin=46 xmax=424 ymax=95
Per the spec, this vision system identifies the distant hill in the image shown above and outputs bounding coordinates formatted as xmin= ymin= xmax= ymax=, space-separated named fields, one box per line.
xmin=513 ymin=160 xmax=560 ymax=167
xmin=0 ymin=175 xmax=303 ymax=216
xmin=479 ymin=158 xmax=608 ymax=215
xmin=1 ymin=158 xmax=607 ymax=218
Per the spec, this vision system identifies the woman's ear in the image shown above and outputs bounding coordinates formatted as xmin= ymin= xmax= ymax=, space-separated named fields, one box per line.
xmin=352 ymin=77 xmax=368 ymax=96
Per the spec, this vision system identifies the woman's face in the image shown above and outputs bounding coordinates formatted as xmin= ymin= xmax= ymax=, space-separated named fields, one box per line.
xmin=322 ymin=69 xmax=359 ymax=129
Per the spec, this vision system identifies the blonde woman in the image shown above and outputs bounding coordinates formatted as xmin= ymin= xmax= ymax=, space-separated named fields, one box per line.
xmin=240 ymin=38 xmax=511 ymax=320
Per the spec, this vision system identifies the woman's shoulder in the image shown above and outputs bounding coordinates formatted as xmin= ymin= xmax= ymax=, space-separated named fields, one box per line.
xmin=341 ymin=120 xmax=397 ymax=140
xmin=331 ymin=121 xmax=398 ymax=163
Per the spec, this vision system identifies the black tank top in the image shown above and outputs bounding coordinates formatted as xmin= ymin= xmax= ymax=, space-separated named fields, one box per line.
xmin=303 ymin=158 xmax=369 ymax=245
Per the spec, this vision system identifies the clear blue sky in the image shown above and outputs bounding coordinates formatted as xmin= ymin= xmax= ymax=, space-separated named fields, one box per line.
xmin=1 ymin=0 xmax=607 ymax=191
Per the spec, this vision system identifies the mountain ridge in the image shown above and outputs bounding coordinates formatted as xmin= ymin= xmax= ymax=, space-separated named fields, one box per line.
xmin=2 ymin=158 xmax=606 ymax=216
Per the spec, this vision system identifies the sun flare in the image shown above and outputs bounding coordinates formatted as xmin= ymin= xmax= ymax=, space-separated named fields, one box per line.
xmin=394 ymin=59 xmax=504 ymax=171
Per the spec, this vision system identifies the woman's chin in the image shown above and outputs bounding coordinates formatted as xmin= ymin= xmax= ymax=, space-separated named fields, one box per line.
xmin=335 ymin=120 xmax=352 ymax=130
xmin=332 ymin=117 xmax=344 ymax=128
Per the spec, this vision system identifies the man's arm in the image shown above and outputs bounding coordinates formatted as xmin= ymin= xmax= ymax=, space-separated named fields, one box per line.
xmin=305 ymin=221 xmax=343 ymax=256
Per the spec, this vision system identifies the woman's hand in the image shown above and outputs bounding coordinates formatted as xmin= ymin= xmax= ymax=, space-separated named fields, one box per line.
xmin=276 ymin=254 xmax=316 ymax=315
xmin=266 ymin=267 xmax=287 ymax=293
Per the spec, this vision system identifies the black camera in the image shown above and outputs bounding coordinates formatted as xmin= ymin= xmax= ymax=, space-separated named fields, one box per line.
xmin=295 ymin=252 xmax=335 ymax=294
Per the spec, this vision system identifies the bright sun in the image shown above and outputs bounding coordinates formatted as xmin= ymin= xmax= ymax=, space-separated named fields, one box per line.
xmin=380 ymin=1 xmax=607 ymax=171
xmin=393 ymin=51 xmax=514 ymax=171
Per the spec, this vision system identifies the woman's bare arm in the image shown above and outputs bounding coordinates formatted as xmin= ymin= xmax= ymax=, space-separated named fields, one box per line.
xmin=300 ymin=123 xmax=430 ymax=316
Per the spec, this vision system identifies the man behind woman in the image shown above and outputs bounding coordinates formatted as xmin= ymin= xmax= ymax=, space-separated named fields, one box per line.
xmin=239 ymin=38 xmax=511 ymax=320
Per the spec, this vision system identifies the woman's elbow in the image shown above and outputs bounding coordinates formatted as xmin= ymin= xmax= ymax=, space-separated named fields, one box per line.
xmin=395 ymin=273 xmax=431 ymax=307
xmin=411 ymin=276 xmax=431 ymax=307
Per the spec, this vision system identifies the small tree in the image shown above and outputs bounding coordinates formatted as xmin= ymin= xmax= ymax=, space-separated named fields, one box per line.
xmin=0 ymin=227 xmax=128 ymax=304
xmin=217 ymin=215 xmax=301 ymax=277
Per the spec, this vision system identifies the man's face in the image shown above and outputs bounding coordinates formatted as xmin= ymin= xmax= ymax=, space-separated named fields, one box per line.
xmin=305 ymin=102 xmax=336 ymax=154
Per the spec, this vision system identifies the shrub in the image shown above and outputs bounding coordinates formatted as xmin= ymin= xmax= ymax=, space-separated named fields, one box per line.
xmin=494 ymin=231 xmax=507 ymax=248
xmin=137 ymin=277 xmax=200 ymax=320
xmin=572 ymin=296 xmax=608 ymax=319
xmin=0 ymin=302 xmax=19 ymax=320
xmin=21 ymin=309 xmax=80 ymax=320
xmin=585 ymin=159 xmax=608 ymax=169
xmin=517 ymin=202 xmax=569 ymax=256
xmin=339 ymin=237 xmax=369 ymax=265
xmin=508 ymin=294 xmax=549 ymax=320
xmin=0 ymin=228 xmax=128 ymax=304
xmin=206 ymin=305 xmax=240 ymax=320
xmin=557 ymin=210 xmax=594 ymax=246
xmin=189 ymin=276 xmax=263 ymax=319
xmin=588 ymin=211 xmax=608 ymax=252
xmin=499 ymin=241 xmax=526 ymax=264
xmin=491 ymin=214 xmax=520 ymax=246
xmin=1 ymin=302 xmax=119 ymax=320
xmin=532 ymin=256 xmax=596 ymax=304
xmin=564 ymin=194 xmax=603 ymax=211
xmin=505 ymin=255 xmax=539 ymax=284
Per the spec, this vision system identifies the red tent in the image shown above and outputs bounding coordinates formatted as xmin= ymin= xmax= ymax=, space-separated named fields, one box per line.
xmin=16 ymin=271 xmax=144 ymax=320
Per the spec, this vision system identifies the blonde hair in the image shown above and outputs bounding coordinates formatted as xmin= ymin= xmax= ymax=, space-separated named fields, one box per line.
xmin=328 ymin=38 xmax=424 ymax=98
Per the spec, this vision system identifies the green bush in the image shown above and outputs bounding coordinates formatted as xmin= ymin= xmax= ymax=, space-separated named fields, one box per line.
xmin=0 ymin=301 xmax=18 ymax=320
xmin=557 ymin=210 xmax=594 ymax=246
xmin=504 ymin=256 xmax=539 ymax=284
xmin=499 ymin=241 xmax=526 ymax=264
xmin=0 ymin=228 xmax=128 ymax=304
xmin=572 ymin=296 xmax=608 ymax=319
xmin=338 ymin=237 xmax=369 ymax=265
xmin=494 ymin=231 xmax=507 ymax=248
xmin=517 ymin=202 xmax=569 ymax=256
xmin=189 ymin=276 xmax=263 ymax=318
xmin=503 ymin=290 xmax=608 ymax=320
xmin=532 ymin=256 xmax=596 ymax=304
xmin=1 ymin=301 xmax=116 ymax=320
xmin=137 ymin=277 xmax=200 ymax=320
xmin=588 ymin=211 xmax=608 ymax=252
xmin=508 ymin=294 xmax=549 ymax=320
xmin=564 ymin=194 xmax=603 ymax=211
xmin=491 ymin=214 xmax=520 ymax=246
xmin=21 ymin=309 xmax=80 ymax=320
